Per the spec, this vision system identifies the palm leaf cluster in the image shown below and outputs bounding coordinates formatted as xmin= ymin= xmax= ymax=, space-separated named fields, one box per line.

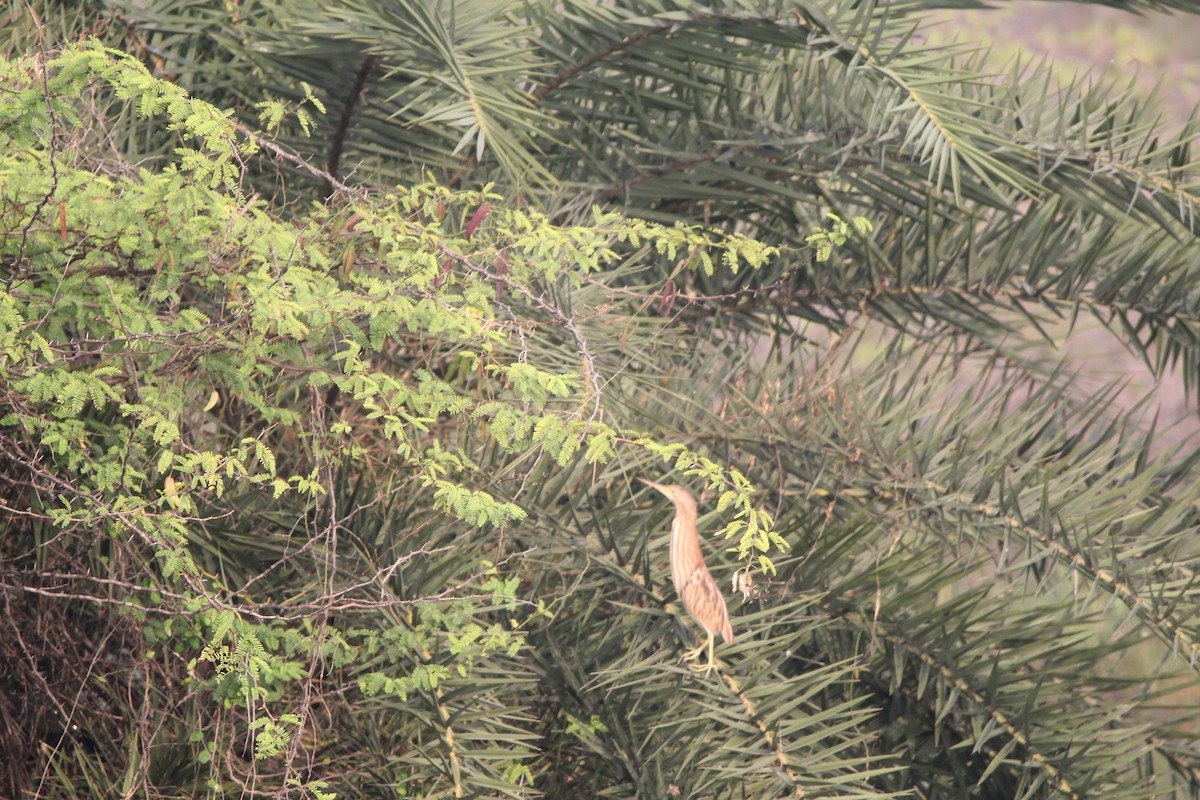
xmin=5 ymin=1 xmax=1200 ymax=799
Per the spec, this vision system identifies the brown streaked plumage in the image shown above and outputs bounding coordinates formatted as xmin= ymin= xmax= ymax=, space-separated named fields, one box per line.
xmin=639 ymin=478 xmax=732 ymax=674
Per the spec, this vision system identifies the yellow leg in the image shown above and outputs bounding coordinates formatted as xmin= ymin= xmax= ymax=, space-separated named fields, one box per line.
xmin=682 ymin=633 xmax=719 ymax=675
xmin=680 ymin=636 xmax=707 ymax=662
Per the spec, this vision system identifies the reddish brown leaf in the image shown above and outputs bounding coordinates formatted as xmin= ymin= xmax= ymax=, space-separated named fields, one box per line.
xmin=465 ymin=202 xmax=491 ymax=240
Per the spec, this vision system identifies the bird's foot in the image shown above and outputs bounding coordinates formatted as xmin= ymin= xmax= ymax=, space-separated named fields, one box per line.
xmin=679 ymin=641 xmax=708 ymax=663
xmin=680 ymin=635 xmax=720 ymax=676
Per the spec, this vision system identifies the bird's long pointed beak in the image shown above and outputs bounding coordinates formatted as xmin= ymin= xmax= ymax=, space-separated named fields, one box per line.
xmin=637 ymin=477 xmax=669 ymax=495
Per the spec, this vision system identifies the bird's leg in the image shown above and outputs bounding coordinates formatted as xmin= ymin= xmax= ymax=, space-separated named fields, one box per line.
xmin=680 ymin=636 xmax=708 ymax=663
xmin=682 ymin=633 xmax=719 ymax=675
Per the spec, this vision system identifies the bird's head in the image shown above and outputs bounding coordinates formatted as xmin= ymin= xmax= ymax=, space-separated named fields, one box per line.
xmin=637 ymin=477 xmax=695 ymax=510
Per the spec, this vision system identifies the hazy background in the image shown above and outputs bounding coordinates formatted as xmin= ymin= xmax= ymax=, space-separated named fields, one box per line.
xmin=933 ymin=1 xmax=1200 ymax=448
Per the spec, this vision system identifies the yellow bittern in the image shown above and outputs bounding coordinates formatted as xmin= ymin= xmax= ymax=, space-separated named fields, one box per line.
xmin=639 ymin=478 xmax=733 ymax=674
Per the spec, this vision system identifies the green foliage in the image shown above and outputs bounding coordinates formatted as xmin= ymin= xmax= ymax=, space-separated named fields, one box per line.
xmin=0 ymin=37 xmax=783 ymax=799
xmin=806 ymin=214 xmax=875 ymax=263
xmin=7 ymin=3 xmax=1200 ymax=800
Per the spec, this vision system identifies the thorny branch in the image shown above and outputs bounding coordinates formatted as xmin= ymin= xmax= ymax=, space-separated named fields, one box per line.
xmin=437 ymin=240 xmax=606 ymax=426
